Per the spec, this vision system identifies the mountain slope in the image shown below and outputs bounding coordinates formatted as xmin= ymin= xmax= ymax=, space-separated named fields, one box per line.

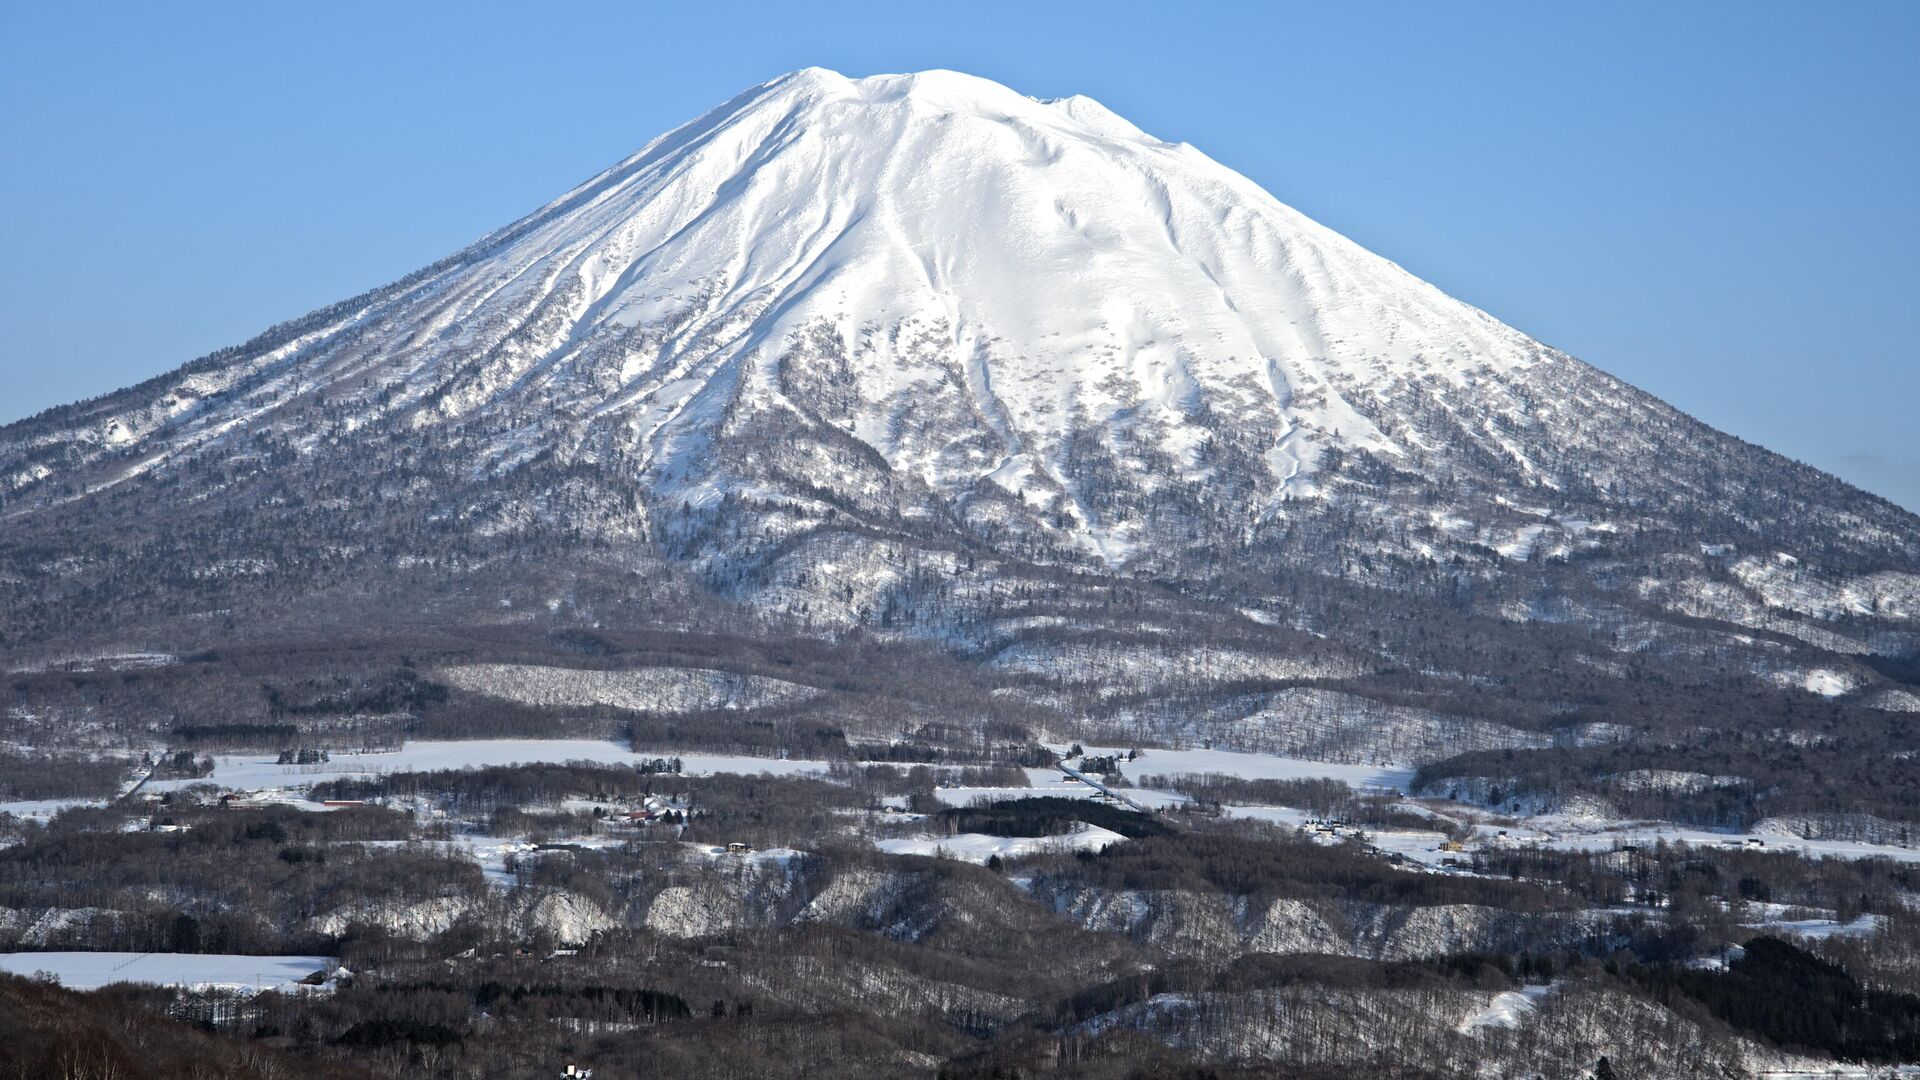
xmin=3 ymin=69 xmax=1917 ymax=801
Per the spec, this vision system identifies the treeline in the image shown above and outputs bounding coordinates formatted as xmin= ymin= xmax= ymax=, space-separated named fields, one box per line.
xmin=1471 ymin=839 xmax=1916 ymax=925
xmin=1024 ymin=827 xmax=1564 ymax=913
xmin=311 ymin=761 xmax=683 ymax=814
xmin=936 ymin=797 xmax=1169 ymax=841
xmin=0 ymin=972 xmax=367 ymax=1079
xmin=1140 ymin=772 xmax=1450 ymax=835
xmin=305 ymin=760 xmax=1034 ymax=845
xmin=1039 ymin=951 xmax=1542 ymax=1031
xmin=0 ymin=752 xmax=132 ymax=801
xmin=1415 ymin=730 xmax=1920 ymax=832
xmin=1626 ymin=936 xmax=1920 ymax=1062
xmin=263 ymin=667 xmax=447 ymax=717
xmin=174 ymin=722 xmax=299 ymax=745
xmin=0 ymin=803 xmax=461 ymax=955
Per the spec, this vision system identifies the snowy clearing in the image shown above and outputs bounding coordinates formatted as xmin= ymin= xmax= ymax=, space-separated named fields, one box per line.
xmin=681 ymin=843 xmax=810 ymax=869
xmin=1531 ymin=821 xmax=1920 ymax=865
xmin=1086 ymin=746 xmax=1414 ymax=792
xmin=1457 ymin=981 xmax=1557 ymax=1034
xmin=1746 ymin=913 xmax=1885 ymax=940
xmin=141 ymin=740 xmax=832 ymax=798
xmin=931 ymin=767 xmax=1190 ymax=811
xmin=0 ymin=797 xmax=99 ymax=821
xmin=875 ymin=824 xmax=1127 ymax=864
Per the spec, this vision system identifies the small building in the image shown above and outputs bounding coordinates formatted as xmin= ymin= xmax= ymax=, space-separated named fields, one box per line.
xmin=726 ymin=842 xmax=751 ymax=856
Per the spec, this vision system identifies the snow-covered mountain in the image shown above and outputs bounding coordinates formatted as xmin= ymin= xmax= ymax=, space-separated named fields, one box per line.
xmin=11 ymin=69 xmax=1542 ymax=536
xmin=3 ymin=69 xmax=1917 ymax=757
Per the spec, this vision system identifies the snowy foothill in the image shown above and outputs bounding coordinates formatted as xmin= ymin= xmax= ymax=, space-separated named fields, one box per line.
xmin=0 ymin=951 xmax=332 ymax=993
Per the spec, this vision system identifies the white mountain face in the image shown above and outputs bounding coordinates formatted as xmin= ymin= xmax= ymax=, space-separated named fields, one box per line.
xmin=374 ymin=66 xmax=1545 ymax=554
xmin=7 ymin=70 xmax=1563 ymax=543
xmin=2 ymin=68 xmax=1916 ymax=741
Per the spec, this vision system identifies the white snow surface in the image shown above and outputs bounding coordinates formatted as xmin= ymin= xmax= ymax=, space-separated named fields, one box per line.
xmin=0 ymin=951 xmax=330 ymax=992
xmin=1457 ymin=981 xmax=1557 ymax=1034
xmin=1092 ymin=745 xmax=1415 ymax=791
xmin=1440 ymin=811 xmax=1920 ymax=866
xmin=930 ymin=768 xmax=1190 ymax=811
xmin=436 ymin=663 xmax=819 ymax=712
xmin=142 ymin=739 xmax=830 ymax=796
xmin=0 ymin=798 xmax=99 ymax=821
xmin=876 ymin=823 xmax=1126 ymax=863
xmin=1744 ymin=911 xmax=1884 ymax=940
xmin=487 ymin=64 xmax=1534 ymax=514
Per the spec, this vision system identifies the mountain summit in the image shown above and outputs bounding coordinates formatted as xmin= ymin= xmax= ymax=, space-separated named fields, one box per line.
xmin=15 ymin=68 xmax=1554 ymax=556
xmin=3 ymin=70 xmax=1917 ymax=763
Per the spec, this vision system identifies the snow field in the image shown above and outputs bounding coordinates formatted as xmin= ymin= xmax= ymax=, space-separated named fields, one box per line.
xmin=0 ymin=797 xmax=98 ymax=821
xmin=1457 ymin=981 xmax=1558 ymax=1034
xmin=875 ymin=824 xmax=1127 ymax=864
xmin=0 ymin=951 xmax=332 ymax=992
xmin=1074 ymin=745 xmax=1415 ymax=792
xmin=140 ymin=739 xmax=832 ymax=799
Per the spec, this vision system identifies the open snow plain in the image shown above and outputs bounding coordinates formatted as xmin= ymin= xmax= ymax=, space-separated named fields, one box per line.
xmin=0 ymin=951 xmax=331 ymax=992
xmin=140 ymin=739 xmax=831 ymax=802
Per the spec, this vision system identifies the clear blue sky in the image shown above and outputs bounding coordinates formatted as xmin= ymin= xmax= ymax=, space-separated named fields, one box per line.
xmin=3 ymin=1 xmax=1916 ymax=509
